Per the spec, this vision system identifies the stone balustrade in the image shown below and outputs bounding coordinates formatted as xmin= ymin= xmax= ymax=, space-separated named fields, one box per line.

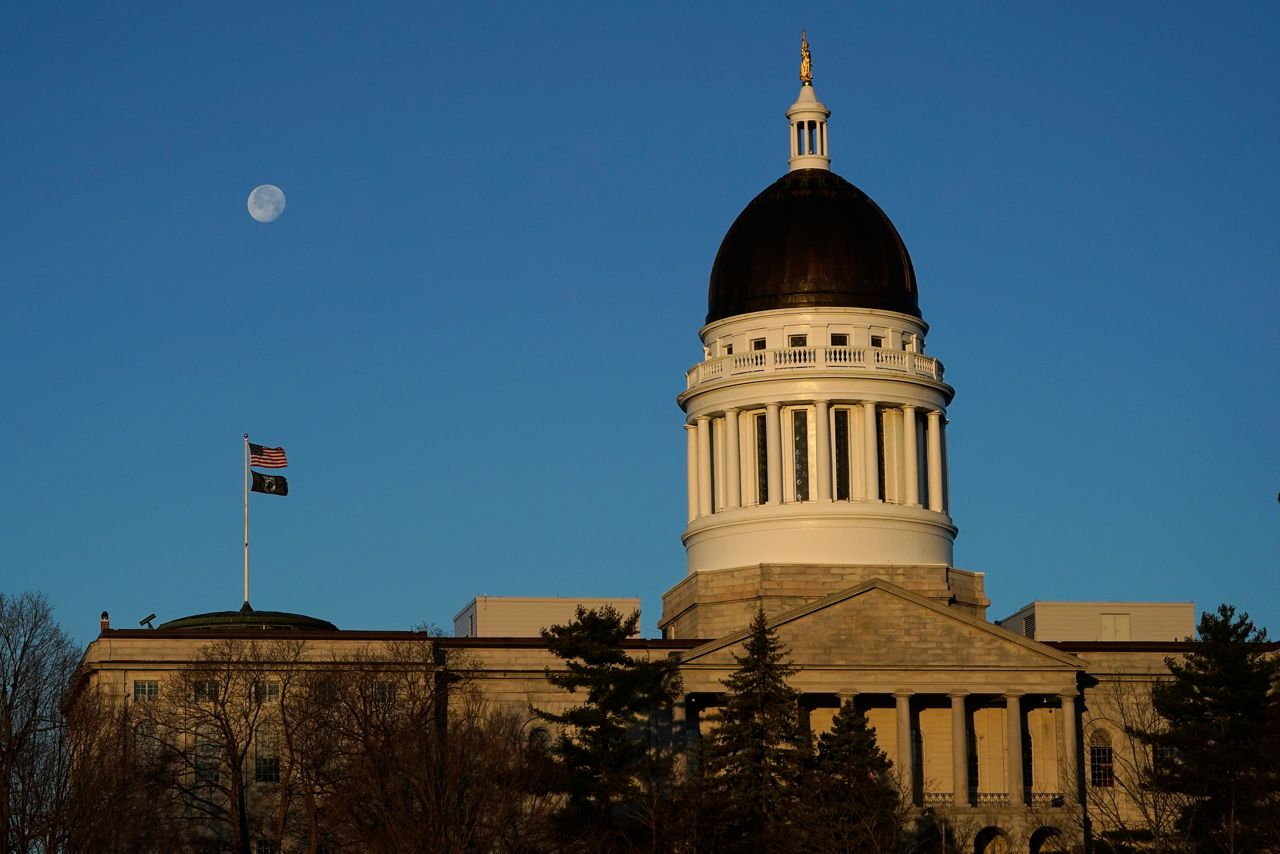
xmin=685 ymin=345 xmax=945 ymax=391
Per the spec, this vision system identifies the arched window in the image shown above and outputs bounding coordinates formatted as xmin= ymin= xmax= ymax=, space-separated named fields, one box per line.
xmin=1089 ymin=729 xmax=1114 ymax=788
xmin=528 ymin=726 xmax=551 ymax=751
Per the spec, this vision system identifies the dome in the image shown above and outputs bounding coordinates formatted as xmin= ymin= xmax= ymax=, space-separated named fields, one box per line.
xmin=706 ymin=169 xmax=920 ymax=324
xmin=156 ymin=602 xmax=337 ymax=632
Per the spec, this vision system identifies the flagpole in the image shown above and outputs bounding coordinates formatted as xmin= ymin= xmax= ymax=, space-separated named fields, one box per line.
xmin=243 ymin=433 xmax=250 ymax=606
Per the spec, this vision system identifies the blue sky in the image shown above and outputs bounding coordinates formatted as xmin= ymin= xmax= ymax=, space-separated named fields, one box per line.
xmin=3 ymin=3 xmax=1278 ymax=645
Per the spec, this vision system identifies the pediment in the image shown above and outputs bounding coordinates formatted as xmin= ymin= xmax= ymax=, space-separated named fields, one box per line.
xmin=678 ymin=579 xmax=1082 ymax=672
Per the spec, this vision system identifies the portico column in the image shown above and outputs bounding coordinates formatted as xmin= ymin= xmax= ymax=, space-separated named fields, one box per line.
xmin=895 ymin=691 xmax=914 ymax=802
xmin=862 ymin=401 xmax=880 ymax=501
xmin=685 ymin=425 xmax=697 ymax=522
xmin=926 ymin=410 xmax=944 ymax=512
xmin=765 ymin=403 xmax=782 ymax=505
xmin=724 ymin=408 xmax=741 ymax=509
xmin=1005 ymin=692 xmax=1025 ymax=806
xmin=950 ymin=691 xmax=970 ymax=806
xmin=814 ymin=399 xmax=831 ymax=501
xmin=902 ymin=405 xmax=920 ymax=507
xmin=1060 ymin=691 xmax=1080 ymax=800
xmin=696 ymin=416 xmax=713 ymax=517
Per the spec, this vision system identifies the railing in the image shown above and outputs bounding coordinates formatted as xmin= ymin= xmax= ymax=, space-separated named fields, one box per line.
xmin=975 ymin=792 xmax=1009 ymax=806
xmin=921 ymin=792 xmax=954 ymax=806
xmin=1030 ymin=792 xmax=1066 ymax=808
xmin=685 ymin=346 xmax=945 ymax=390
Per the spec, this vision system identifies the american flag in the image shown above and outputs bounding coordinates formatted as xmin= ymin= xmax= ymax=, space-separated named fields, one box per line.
xmin=249 ymin=443 xmax=288 ymax=468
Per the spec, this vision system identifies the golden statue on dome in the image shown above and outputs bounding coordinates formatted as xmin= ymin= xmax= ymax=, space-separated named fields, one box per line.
xmin=800 ymin=30 xmax=813 ymax=85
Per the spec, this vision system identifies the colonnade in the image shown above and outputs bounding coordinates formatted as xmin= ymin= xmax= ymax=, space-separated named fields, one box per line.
xmin=680 ymin=688 xmax=1080 ymax=808
xmin=685 ymin=402 xmax=948 ymax=522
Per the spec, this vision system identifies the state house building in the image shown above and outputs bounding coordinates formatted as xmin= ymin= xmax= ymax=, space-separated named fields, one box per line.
xmin=76 ymin=51 xmax=1201 ymax=854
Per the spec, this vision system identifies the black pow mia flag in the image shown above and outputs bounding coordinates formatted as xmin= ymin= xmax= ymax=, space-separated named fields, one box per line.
xmin=251 ymin=471 xmax=289 ymax=496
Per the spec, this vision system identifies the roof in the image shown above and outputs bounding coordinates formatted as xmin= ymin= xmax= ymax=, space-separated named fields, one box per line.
xmin=706 ymin=169 xmax=919 ymax=323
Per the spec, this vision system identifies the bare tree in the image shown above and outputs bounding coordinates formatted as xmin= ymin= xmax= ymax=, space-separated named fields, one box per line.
xmin=1084 ymin=679 xmax=1191 ymax=853
xmin=0 ymin=591 xmax=78 ymax=853
xmin=130 ymin=637 xmax=307 ymax=853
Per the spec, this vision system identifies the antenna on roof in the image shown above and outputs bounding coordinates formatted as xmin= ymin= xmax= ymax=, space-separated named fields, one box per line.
xmin=139 ymin=613 xmax=156 ymax=630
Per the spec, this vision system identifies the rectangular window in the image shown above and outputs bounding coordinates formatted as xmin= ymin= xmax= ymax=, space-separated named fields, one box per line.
xmin=373 ymin=681 xmax=396 ymax=704
xmin=724 ymin=343 xmax=733 ymax=355
xmin=830 ymin=333 xmax=849 ymax=347
xmin=870 ymin=335 xmax=884 ymax=348
xmin=1090 ymin=746 xmax=1114 ymax=787
xmin=255 ymin=725 xmax=281 ymax=784
xmin=874 ymin=408 xmax=886 ymax=501
xmin=195 ymin=729 xmax=219 ymax=785
xmin=255 ymin=681 xmax=281 ymax=704
xmin=1022 ymin=731 xmax=1034 ymax=792
xmin=751 ymin=338 xmax=766 ymax=351
xmin=133 ymin=680 xmax=158 ymax=702
xmin=833 ymin=409 xmax=850 ymax=500
xmin=256 ymin=841 xmax=276 ymax=854
xmin=194 ymin=681 xmax=218 ymax=702
xmin=792 ymin=409 xmax=809 ymax=502
xmin=902 ymin=333 xmax=914 ymax=352
xmin=755 ymin=412 xmax=768 ymax=505
xmin=788 ymin=334 xmax=807 ymax=348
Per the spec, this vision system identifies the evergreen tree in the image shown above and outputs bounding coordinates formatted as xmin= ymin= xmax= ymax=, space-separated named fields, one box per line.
xmin=704 ymin=607 xmax=807 ymax=853
xmin=534 ymin=605 xmax=681 ymax=851
xmin=804 ymin=697 xmax=902 ymax=853
xmin=1138 ymin=604 xmax=1280 ymax=854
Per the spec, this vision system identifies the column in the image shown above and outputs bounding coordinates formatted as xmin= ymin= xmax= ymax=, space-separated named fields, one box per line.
xmin=1005 ymin=693 xmax=1025 ymax=806
xmin=926 ymin=410 xmax=944 ymax=512
xmin=696 ymin=417 xmax=712 ymax=517
xmin=724 ymin=408 xmax=741 ymax=509
xmin=836 ymin=689 xmax=857 ymax=711
xmin=814 ymin=400 xmax=831 ymax=501
xmin=950 ymin=691 xmax=970 ymax=807
xmin=1060 ymin=691 xmax=1079 ymax=800
xmin=902 ymin=405 xmax=920 ymax=507
xmin=685 ymin=425 xmax=697 ymax=522
xmin=895 ymin=691 xmax=914 ymax=802
xmin=862 ymin=401 xmax=880 ymax=501
xmin=765 ymin=403 xmax=782 ymax=505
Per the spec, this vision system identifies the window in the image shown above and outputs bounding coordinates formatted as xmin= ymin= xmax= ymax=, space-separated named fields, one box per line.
xmin=1090 ymin=730 xmax=1114 ymax=787
xmin=788 ymin=334 xmax=807 ymax=348
xmin=870 ymin=335 xmax=884 ymax=348
xmin=792 ymin=409 xmax=809 ymax=501
xmin=1153 ymin=743 xmax=1177 ymax=776
xmin=833 ymin=409 xmax=850 ymax=500
xmin=830 ymin=333 xmax=849 ymax=347
xmin=751 ymin=338 xmax=766 ymax=351
xmin=373 ymin=680 xmax=396 ymax=704
xmin=255 ymin=681 xmax=281 ymax=704
xmin=874 ymin=407 xmax=886 ymax=501
xmin=256 ymin=841 xmax=276 ymax=854
xmin=528 ymin=727 xmax=551 ymax=750
xmin=1022 ymin=729 xmax=1034 ymax=792
xmin=133 ymin=680 xmax=158 ymax=702
xmin=134 ymin=719 xmax=159 ymax=761
xmin=194 ymin=681 xmax=218 ymax=702
xmin=1023 ymin=615 xmax=1036 ymax=640
xmin=255 ymin=724 xmax=280 ymax=784
xmin=755 ymin=412 xmax=768 ymax=504
xmin=724 ymin=343 xmax=733 ymax=355
xmin=195 ymin=728 xmax=220 ymax=785
xmin=902 ymin=333 xmax=914 ymax=352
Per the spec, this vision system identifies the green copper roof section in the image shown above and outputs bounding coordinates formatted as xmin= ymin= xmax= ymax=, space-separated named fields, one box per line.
xmin=157 ymin=602 xmax=337 ymax=632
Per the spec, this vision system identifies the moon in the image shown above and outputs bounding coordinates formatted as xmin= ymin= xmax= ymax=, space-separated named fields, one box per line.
xmin=247 ymin=184 xmax=286 ymax=223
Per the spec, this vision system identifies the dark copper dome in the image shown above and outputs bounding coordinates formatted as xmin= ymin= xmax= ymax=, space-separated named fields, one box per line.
xmin=707 ymin=169 xmax=919 ymax=324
